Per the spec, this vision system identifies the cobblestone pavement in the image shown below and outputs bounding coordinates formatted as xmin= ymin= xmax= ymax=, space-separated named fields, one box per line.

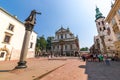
xmin=0 ymin=57 xmax=120 ymax=80
xmin=39 ymin=59 xmax=88 ymax=80
xmin=86 ymin=61 xmax=120 ymax=80
xmin=0 ymin=57 xmax=67 ymax=80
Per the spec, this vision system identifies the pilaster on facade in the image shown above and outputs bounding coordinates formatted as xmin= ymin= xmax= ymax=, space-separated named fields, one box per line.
xmin=51 ymin=27 xmax=80 ymax=56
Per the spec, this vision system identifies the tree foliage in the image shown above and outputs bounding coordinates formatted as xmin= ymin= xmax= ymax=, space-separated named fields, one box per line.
xmin=36 ymin=35 xmax=47 ymax=51
xmin=46 ymin=36 xmax=54 ymax=51
xmin=80 ymin=47 xmax=89 ymax=51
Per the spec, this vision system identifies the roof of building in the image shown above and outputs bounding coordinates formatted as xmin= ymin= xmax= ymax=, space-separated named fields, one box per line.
xmin=105 ymin=0 xmax=119 ymax=23
xmin=95 ymin=7 xmax=105 ymax=20
xmin=0 ymin=7 xmax=24 ymax=24
xmin=55 ymin=26 xmax=73 ymax=34
xmin=0 ymin=7 xmax=37 ymax=34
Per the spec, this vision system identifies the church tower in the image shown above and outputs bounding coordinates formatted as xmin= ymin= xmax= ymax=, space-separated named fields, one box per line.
xmin=95 ymin=7 xmax=106 ymax=36
xmin=95 ymin=7 xmax=107 ymax=54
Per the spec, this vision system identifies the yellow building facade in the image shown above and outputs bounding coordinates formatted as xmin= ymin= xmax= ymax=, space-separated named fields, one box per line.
xmin=105 ymin=0 xmax=120 ymax=57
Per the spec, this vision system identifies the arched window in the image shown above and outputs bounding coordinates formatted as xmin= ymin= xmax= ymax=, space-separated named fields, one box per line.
xmin=102 ymin=21 xmax=104 ymax=25
xmin=103 ymin=27 xmax=106 ymax=30
xmin=99 ymin=28 xmax=102 ymax=31
xmin=98 ymin=22 xmax=100 ymax=25
xmin=61 ymin=34 xmax=63 ymax=39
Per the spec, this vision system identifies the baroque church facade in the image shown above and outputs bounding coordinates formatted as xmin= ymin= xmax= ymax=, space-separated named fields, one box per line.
xmin=51 ymin=27 xmax=80 ymax=56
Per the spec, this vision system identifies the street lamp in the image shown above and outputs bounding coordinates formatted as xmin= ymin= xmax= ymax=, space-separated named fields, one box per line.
xmin=15 ymin=10 xmax=41 ymax=69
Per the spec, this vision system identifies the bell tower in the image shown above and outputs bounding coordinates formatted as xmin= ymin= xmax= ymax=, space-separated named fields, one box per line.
xmin=95 ymin=7 xmax=105 ymax=36
xmin=95 ymin=7 xmax=107 ymax=54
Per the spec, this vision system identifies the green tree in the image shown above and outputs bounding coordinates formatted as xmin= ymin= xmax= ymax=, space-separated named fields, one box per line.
xmin=36 ymin=35 xmax=47 ymax=51
xmin=80 ymin=47 xmax=89 ymax=51
xmin=46 ymin=36 xmax=54 ymax=51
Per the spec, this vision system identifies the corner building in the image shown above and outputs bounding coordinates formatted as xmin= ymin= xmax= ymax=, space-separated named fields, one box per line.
xmin=0 ymin=7 xmax=37 ymax=61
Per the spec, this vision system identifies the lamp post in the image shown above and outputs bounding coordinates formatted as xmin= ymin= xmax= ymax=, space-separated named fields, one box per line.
xmin=15 ymin=10 xmax=41 ymax=69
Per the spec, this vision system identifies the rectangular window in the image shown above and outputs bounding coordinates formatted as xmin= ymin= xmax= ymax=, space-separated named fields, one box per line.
xmin=112 ymin=18 xmax=116 ymax=25
xmin=4 ymin=35 xmax=11 ymax=43
xmin=57 ymin=45 xmax=59 ymax=49
xmin=61 ymin=34 xmax=63 ymax=39
xmin=0 ymin=52 xmax=5 ymax=58
xmin=65 ymin=34 xmax=67 ymax=38
xmin=30 ymin=42 xmax=33 ymax=48
xmin=116 ymin=33 xmax=120 ymax=40
xmin=70 ymin=45 xmax=72 ymax=49
xmin=8 ymin=24 xmax=14 ymax=31
xmin=57 ymin=35 xmax=59 ymax=39
xmin=118 ymin=9 xmax=120 ymax=15
xmin=65 ymin=45 xmax=67 ymax=50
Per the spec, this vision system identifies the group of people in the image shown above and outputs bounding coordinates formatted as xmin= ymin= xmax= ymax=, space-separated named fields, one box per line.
xmin=81 ymin=53 xmax=119 ymax=65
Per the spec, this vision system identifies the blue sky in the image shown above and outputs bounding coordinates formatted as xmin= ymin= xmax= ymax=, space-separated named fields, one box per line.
xmin=0 ymin=0 xmax=112 ymax=48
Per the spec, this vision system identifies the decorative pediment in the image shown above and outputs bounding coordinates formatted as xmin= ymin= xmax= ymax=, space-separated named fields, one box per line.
xmin=56 ymin=27 xmax=66 ymax=34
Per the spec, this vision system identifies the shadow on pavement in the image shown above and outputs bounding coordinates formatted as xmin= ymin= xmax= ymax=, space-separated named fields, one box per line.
xmin=84 ymin=61 xmax=120 ymax=80
xmin=0 ymin=70 xmax=11 ymax=72
xmin=78 ymin=65 xmax=86 ymax=68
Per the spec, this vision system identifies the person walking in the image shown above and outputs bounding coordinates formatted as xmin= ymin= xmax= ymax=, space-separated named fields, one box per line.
xmin=81 ymin=55 xmax=86 ymax=61
xmin=93 ymin=54 xmax=97 ymax=62
xmin=104 ymin=54 xmax=110 ymax=65
xmin=98 ymin=54 xmax=103 ymax=62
